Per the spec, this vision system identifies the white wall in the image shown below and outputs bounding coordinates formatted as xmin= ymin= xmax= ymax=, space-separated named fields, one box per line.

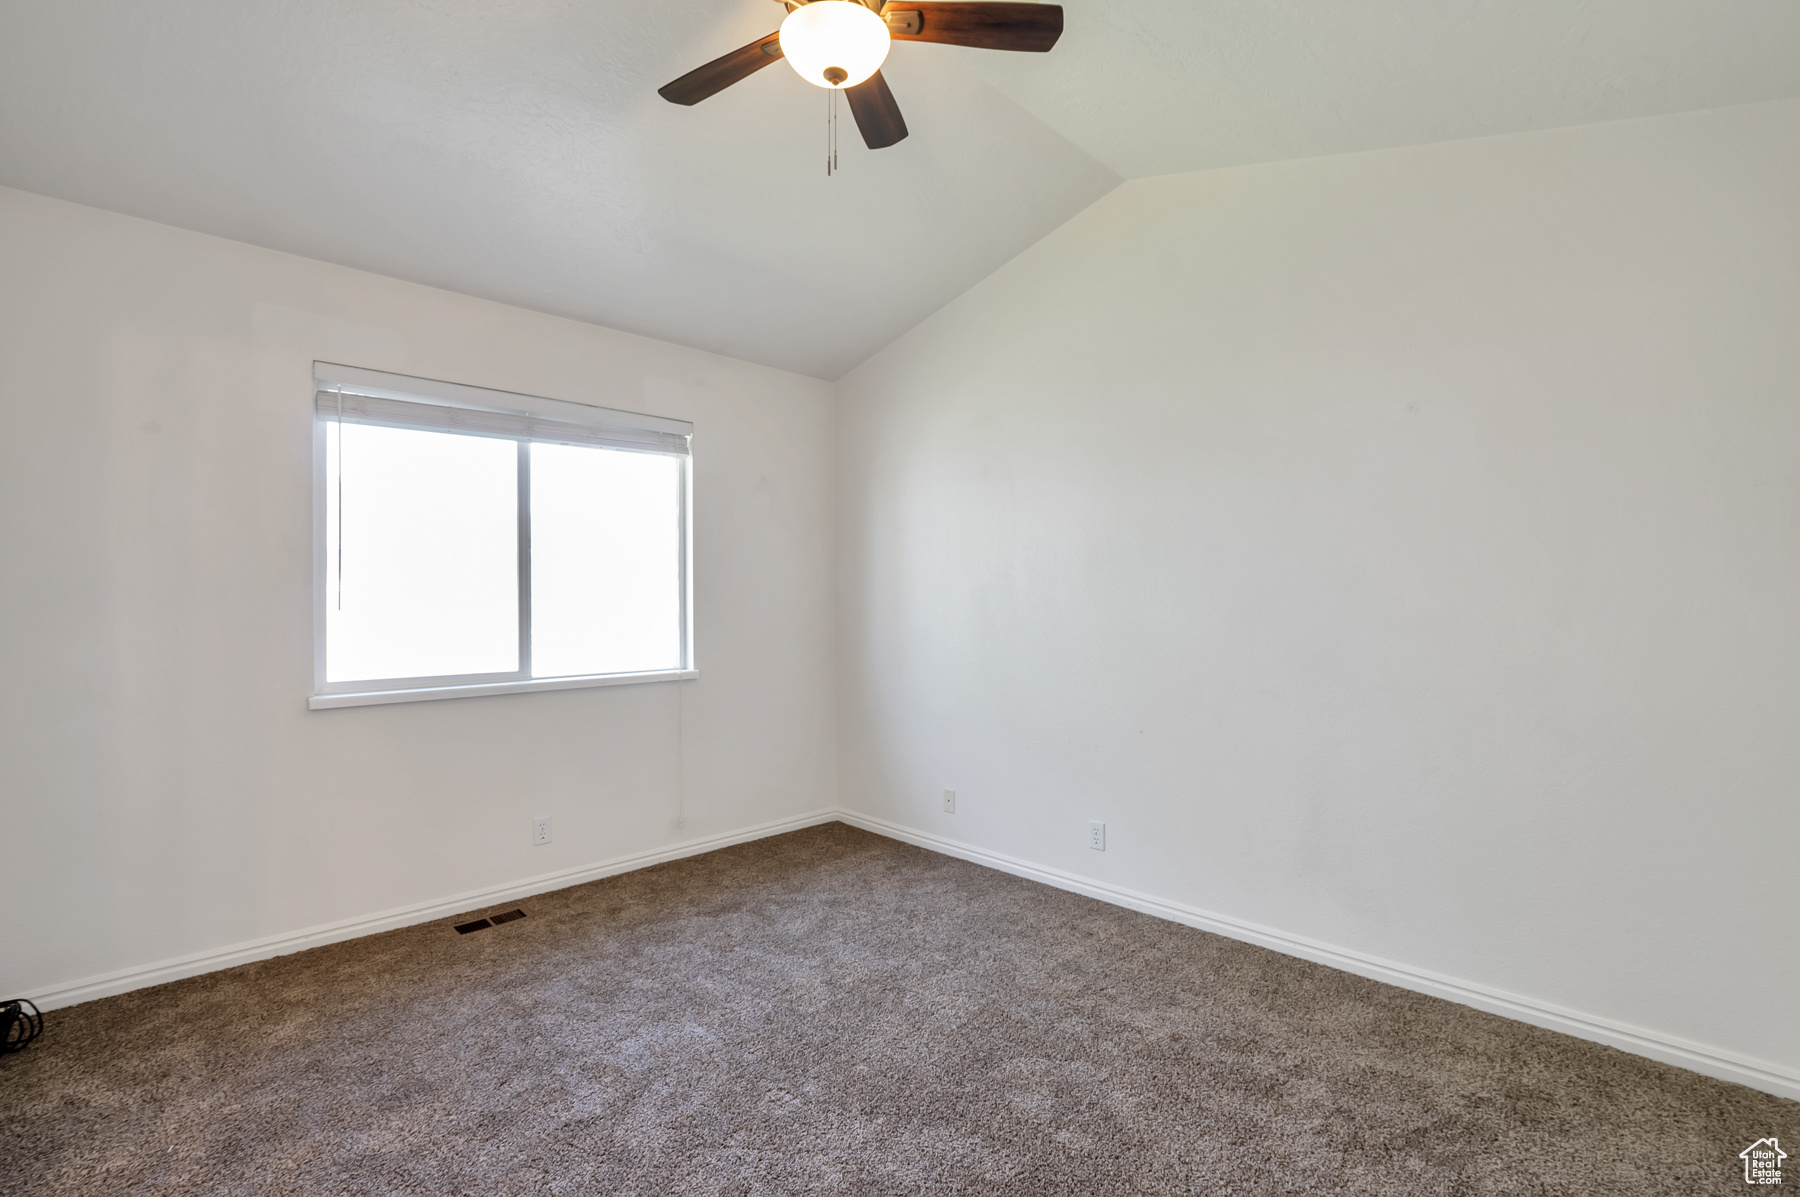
xmin=835 ymin=100 xmax=1800 ymax=1093
xmin=0 ymin=187 xmax=837 ymax=1004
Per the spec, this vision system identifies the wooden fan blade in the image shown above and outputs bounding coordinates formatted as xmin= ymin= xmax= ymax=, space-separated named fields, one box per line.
xmin=659 ymin=32 xmax=783 ymax=105
xmin=882 ymin=2 xmax=1062 ymax=52
xmin=845 ymin=71 xmax=908 ymax=149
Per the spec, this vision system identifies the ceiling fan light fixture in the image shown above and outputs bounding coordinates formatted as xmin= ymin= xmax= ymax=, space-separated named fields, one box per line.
xmin=779 ymin=1 xmax=891 ymax=89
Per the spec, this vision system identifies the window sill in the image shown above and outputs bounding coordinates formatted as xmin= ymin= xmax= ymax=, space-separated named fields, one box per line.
xmin=309 ymin=669 xmax=698 ymax=710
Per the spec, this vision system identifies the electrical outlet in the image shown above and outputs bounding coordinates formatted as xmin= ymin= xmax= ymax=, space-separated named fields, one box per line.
xmin=1088 ymin=820 xmax=1106 ymax=851
xmin=532 ymin=817 xmax=552 ymax=846
xmin=943 ymin=789 xmax=956 ymax=814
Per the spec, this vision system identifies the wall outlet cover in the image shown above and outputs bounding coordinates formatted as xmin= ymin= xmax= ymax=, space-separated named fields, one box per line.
xmin=532 ymin=816 xmax=552 ymax=846
xmin=943 ymin=789 xmax=956 ymax=813
xmin=1089 ymin=820 xmax=1105 ymax=851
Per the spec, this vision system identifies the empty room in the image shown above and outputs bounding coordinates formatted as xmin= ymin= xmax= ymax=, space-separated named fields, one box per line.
xmin=1 ymin=1 xmax=1796 ymax=1192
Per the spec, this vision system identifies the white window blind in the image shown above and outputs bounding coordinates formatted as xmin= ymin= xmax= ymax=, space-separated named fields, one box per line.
xmin=312 ymin=390 xmax=690 ymax=456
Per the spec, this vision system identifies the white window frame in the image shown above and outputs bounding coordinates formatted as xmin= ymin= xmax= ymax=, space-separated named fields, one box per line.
xmin=309 ymin=363 xmax=696 ymax=710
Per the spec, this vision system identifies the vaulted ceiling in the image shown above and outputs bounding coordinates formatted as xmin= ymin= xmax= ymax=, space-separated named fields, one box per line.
xmin=3 ymin=1 xmax=1797 ymax=378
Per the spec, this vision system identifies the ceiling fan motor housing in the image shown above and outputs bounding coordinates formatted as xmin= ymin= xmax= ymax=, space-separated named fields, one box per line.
xmin=783 ymin=0 xmax=921 ymax=34
xmin=779 ymin=0 xmax=888 ymax=11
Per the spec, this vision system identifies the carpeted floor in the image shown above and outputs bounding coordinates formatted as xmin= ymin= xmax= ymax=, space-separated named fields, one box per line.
xmin=2 ymin=823 xmax=1791 ymax=1195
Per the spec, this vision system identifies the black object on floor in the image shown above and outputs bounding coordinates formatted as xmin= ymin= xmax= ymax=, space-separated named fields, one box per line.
xmin=1 ymin=998 xmax=42 ymax=1054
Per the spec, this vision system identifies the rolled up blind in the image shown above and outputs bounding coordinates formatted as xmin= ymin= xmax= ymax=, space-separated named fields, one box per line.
xmin=315 ymin=390 xmax=689 ymax=456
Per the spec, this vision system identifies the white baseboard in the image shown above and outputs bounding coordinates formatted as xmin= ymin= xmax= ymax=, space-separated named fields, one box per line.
xmin=25 ymin=806 xmax=1799 ymax=1104
xmin=835 ymin=810 xmax=1800 ymax=1103
xmin=26 ymin=809 xmax=840 ymax=1013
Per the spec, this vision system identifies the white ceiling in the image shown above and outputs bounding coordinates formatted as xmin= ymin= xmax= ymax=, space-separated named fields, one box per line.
xmin=969 ymin=0 xmax=1800 ymax=179
xmin=3 ymin=1 xmax=1797 ymax=379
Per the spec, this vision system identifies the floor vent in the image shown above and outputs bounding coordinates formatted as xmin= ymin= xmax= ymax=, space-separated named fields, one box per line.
xmin=489 ymin=909 xmax=527 ymax=925
xmin=453 ymin=918 xmax=492 ymax=934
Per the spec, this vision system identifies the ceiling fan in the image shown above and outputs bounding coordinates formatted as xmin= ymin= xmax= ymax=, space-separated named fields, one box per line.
xmin=659 ymin=0 xmax=1064 ymax=150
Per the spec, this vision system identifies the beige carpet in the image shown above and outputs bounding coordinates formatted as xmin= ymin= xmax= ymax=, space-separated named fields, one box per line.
xmin=2 ymin=823 xmax=1791 ymax=1195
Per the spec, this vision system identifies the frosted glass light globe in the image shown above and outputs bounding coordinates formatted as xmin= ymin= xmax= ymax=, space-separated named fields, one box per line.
xmin=779 ymin=1 xmax=891 ymax=90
